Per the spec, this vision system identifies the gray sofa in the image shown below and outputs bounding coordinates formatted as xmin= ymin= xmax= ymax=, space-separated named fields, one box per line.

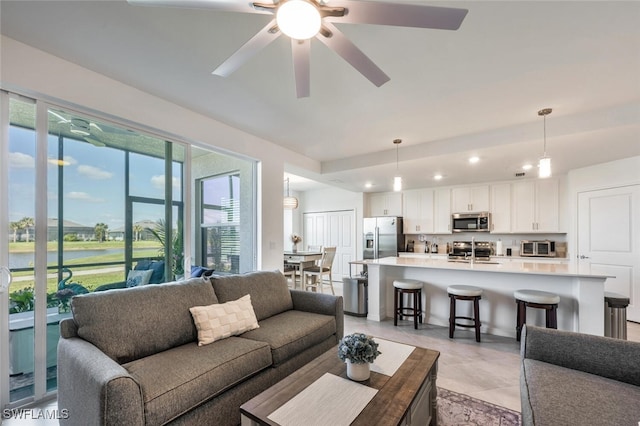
xmin=58 ymin=270 xmax=344 ymax=425
xmin=520 ymin=325 xmax=640 ymax=426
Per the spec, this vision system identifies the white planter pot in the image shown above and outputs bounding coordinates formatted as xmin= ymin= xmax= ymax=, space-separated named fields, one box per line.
xmin=346 ymin=360 xmax=370 ymax=381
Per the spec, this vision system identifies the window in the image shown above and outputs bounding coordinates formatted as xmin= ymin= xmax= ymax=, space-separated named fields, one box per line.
xmin=200 ymin=173 xmax=240 ymax=274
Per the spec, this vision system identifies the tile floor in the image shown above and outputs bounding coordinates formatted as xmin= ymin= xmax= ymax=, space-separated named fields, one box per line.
xmin=4 ymin=280 xmax=640 ymax=424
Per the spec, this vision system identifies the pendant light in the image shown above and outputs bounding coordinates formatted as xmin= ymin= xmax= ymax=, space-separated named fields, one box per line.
xmin=393 ymin=139 xmax=402 ymax=192
xmin=538 ymin=108 xmax=552 ymax=179
xmin=283 ymin=178 xmax=299 ymax=209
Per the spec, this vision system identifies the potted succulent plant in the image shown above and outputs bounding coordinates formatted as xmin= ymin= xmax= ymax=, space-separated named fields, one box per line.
xmin=337 ymin=333 xmax=381 ymax=381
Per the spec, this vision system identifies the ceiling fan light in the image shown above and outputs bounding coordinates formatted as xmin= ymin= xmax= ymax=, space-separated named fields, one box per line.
xmin=393 ymin=176 xmax=402 ymax=192
xmin=538 ymin=157 xmax=552 ymax=178
xmin=277 ymin=0 xmax=321 ymax=40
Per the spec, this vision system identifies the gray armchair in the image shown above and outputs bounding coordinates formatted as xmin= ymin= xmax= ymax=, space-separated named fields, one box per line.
xmin=520 ymin=325 xmax=640 ymax=426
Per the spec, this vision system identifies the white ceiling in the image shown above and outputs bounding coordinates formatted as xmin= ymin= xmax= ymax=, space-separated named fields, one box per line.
xmin=2 ymin=1 xmax=639 ymax=192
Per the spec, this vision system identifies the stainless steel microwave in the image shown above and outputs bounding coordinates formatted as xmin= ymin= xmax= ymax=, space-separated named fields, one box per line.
xmin=521 ymin=240 xmax=556 ymax=257
xmin=451 ymin=212 xmax=491 ymax=233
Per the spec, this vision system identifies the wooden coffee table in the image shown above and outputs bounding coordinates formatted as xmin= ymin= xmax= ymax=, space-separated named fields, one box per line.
xmin=240 ymin=339 xmax=440 ymax=426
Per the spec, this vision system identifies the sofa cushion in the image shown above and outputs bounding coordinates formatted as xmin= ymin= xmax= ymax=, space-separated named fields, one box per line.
xmin=211 ymin=270 xmax=293 ymax=321
xmin=240 ymin=310 xmax=337 ymax=366
xmin=123 ymin=337 xmax=272 ymax=425
xmin=190 ymin=294 xmax=260 ymax=346
xmin=135 ymin=260 xmax=165 ymax=284
xmin=72 ymin=277 xmax=218 ymax=364
xmin=522 ymin=359 xmax=640 ymax=426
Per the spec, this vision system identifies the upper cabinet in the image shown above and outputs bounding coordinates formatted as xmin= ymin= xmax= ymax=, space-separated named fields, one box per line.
xmin=368 ymin=192 xmax=403 ymax=217
xmin=434 ymin=188 xmax=452 ymax=234
xmin=490 ymin=183 xmax=511 ymax=233
xmin=403 ymin=189 xmax=434 ymax=234
xmin=512 ymin=179 xmax=560 ymax=233
xmin=451 ymin=185 xmax=490 ymax=213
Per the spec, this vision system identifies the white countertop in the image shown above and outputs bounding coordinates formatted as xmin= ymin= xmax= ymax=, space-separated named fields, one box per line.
xmin=366 ymin=256 xmax=613 ymax=279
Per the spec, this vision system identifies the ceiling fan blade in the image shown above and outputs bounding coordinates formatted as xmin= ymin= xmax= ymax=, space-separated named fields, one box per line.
xmin=324 ymin=1 xmax=468 ymax=30
xmin=126 ymin=0 xmax=266 ymax=14
xmin=212 ymin=19 xmax=281 ymax=77
xmin=316 ymin=23 xmax=389 ymax=87
xmin=84 ymin=137 xmax=106 ymax=148
xmin=291 ymin=39 xmax=310 ymax=98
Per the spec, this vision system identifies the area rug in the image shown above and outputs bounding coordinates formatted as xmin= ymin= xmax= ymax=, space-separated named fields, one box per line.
xmin=437 ymin=387 xmax=522 ymax=426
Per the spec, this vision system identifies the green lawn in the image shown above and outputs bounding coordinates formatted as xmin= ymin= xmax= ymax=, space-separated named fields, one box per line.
xmin=8 ymin=243 xmax=163 ymax=295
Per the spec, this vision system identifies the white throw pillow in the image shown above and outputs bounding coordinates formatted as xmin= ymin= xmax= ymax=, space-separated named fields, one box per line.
xmin=126 ymin=269 xmax=153 ymax=287
xmin=189 ymin=294 xmax=259 ymax=346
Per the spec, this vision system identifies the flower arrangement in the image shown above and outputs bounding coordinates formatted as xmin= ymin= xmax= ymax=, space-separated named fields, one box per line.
xmin=291 ymin=234 xmax=302 ymax=245
xmin=337 ymin=333 xmax=381 ymax=364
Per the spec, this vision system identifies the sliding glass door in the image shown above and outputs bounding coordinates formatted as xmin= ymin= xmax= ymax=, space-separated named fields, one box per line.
xmin=1 ymin=90 xmax=257 ymax=411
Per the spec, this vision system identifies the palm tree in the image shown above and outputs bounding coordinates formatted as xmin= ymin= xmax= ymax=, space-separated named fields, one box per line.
xmin=94 ymin=223 xmax=109 ymax=242
xmin=147 ymin=219 xmax=184 ymax=277
xmin=133 ymin=224 xmax=143 ymax=241
xmin=19 ymin=217 xmax=34 ymax=242
xmin=10 ymin=221 xmax=21 ymax=243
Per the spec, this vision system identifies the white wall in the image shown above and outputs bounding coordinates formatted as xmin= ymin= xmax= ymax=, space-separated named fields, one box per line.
xmin=567 ymin=156 xmax=640 ymax=257
xmin=1 ymin=36 xmax=320 ymax=271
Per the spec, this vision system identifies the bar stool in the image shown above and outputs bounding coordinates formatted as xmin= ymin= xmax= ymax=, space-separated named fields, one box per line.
xmin=515 ymin=289 xmax=560 ymax=342
xmin=448 ymin=285 xmax=483 ymax=342
xmin=393 ymin=279 xmax=423 ymax=329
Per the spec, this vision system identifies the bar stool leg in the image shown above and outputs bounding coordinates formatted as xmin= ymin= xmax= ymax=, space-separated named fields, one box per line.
xmin=547 ymin=305 xmax=558 ymax=329
xmin=449 ymin=295 xmax=456 ymax=339
xmin=418 ymin=290 xmax=423 ymax=324
xmin=516 ymin=300 xmax=527 ymax=342
xmin=394 ymin=287 xmax=399 ymax=326
xmin=473 ymin=297 xmax=481 ymax=343
xmin=413 ymin=291 xmax=418 ymax=330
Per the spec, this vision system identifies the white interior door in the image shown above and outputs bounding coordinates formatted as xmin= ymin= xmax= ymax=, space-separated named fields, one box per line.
xmin=304 ymin=210 xmax=356 ymax=282
xmin=578 ymin=185 xmax=640 ymax=321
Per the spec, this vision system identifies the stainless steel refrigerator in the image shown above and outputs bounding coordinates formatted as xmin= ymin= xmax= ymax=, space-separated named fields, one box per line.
xmin=363 ymin=217 xmax=404 ymax=259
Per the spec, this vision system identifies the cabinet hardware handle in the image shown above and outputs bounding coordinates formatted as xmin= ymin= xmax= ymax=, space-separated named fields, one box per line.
xmin=579 ymin=255 xmax=590 ymax=259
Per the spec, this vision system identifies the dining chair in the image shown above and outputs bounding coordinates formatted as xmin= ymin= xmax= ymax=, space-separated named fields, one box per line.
xmin=283 ymin=263 xmax=298 ymax=289
xmin=303 ymin=247 xmax=337 ymax=295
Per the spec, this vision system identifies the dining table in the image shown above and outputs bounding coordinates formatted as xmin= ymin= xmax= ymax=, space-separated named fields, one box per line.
xmin=283 ymin=251 xmax=322 ymax=289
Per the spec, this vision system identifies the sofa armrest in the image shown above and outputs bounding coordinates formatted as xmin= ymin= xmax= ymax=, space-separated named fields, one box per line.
xmin=290 ymin=290 xmax=344 ymax=340
xmin=521 ymin=325 xmax=640 ymax=387
xmin=58 ymin=337 xmax=144 ymax=426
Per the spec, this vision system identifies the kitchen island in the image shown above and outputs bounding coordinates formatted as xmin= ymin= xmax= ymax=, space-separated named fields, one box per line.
xmin=365 ymin=257 xmax=613 ymax=338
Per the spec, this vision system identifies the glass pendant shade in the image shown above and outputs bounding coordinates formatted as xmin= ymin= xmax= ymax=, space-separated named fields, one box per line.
xmin=283 ymin=196 xmax=299 ymax=209
xmin=276 ymin=0 xmax=322 ymax=40
xmin=538 ymin=157 xmax=552 ymax=178
xmin=393 ymin=176 xmax=402 ymax=192
xmin=283 ymin=177 xmax=298 ymax=209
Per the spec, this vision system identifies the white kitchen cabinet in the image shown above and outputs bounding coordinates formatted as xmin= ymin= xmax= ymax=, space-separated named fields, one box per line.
xmin=368 ymin=192 xmax=403 ymax=217
xmin=512 ymin=179 xmax=559 ymax=232
xmin=403 ymin=189 xmax=434 ymax=234
xmin=433 ymin=188 xmax=452 ymax=233
xmin=451 ymin=185 xmax=490 ymax=213
xmin=490 ymin=183 xmax=512 ymax=233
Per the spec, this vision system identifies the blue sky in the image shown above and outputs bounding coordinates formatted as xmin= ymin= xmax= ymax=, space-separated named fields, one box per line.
xmin=8 ymin=125 xmax=182 ymax=230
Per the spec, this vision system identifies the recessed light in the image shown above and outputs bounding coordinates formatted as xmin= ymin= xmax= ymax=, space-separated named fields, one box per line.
xmin=365 ymin=182 xmax=373 ymax=189
xmin=522 ymin=164 xmax=533 ymax=171
xmin=468 ymin=156 xmax=480 ymax=164
xmin=433 ymin=174 xmax=443 ymax=181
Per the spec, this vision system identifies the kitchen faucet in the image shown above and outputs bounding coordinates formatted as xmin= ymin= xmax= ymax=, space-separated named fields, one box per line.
xmin=470 ymin=236 xmax=475 ymax=264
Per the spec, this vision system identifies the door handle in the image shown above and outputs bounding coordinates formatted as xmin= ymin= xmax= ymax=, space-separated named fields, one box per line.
xmin=0 ymin=266 xmax=12 ymax=293
xmin=579 ymin=255 xmax=590 ymax=259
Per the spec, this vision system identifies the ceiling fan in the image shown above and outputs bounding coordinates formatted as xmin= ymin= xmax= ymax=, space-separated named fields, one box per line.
xmin=128 ymin=0 xmax=468 ymax=98
xmin=48 ymin=111 xmax=130 ymax=147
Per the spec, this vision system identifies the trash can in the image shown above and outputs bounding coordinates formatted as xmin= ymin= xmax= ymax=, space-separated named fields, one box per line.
xmin=604 ymin=291 xmax=629 ymax=340
xmin=343 ymin=275 xmax=368 ymax=317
